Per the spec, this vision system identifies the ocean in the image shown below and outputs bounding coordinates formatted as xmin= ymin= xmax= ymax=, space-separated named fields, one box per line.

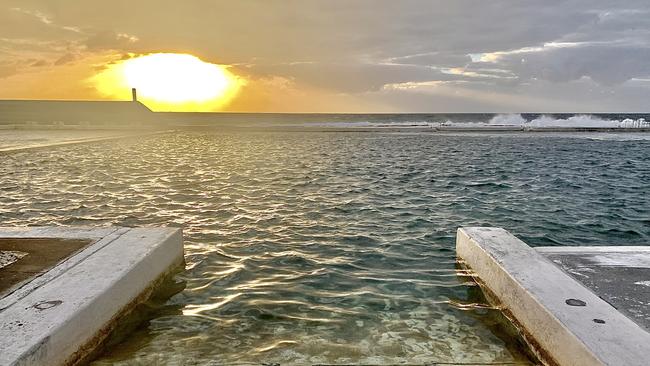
xmin=1 ymin=116 xmax=649 ymax=365
xmin=157 ymin=112 xmax=650 ymax=129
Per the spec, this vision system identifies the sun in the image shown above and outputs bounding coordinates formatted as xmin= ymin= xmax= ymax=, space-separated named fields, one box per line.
xmin=91 ymin=53 xmax=242 ymax=111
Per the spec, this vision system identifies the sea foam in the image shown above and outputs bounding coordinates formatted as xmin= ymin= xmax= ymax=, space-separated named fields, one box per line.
xmin=446 ymin=113 xmax=650 ymax=129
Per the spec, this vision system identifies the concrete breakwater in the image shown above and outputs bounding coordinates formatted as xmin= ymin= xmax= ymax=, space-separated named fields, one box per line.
xmin=0 ymin=100 xmax=161 ymax=130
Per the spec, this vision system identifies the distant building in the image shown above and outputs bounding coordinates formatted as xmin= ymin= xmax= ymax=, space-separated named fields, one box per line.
xmin=0 ymin=99 xmax=155 ymax=129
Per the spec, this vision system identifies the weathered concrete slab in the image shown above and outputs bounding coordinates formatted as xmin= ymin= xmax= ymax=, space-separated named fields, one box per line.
xmin=0 ymin=226 xmax=184 ymax=366
xmin=456 ymin=227 xmax=650 ymax=366
xmin=538 ymin=246 xmax=650 ymax=333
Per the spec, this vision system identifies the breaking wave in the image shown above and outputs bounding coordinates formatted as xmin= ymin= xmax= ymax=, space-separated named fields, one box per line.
xmin=525 ymin=114 xmax=649 ymax=128
xmin=487 ymin=113 xmax=527 ymax=126
xmin=282 ymin=113 xmax=650 ymax=129
xmin=461 ymin=113 xmax=650 ymax=129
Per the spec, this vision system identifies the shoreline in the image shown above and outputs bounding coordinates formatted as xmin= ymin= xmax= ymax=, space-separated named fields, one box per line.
xmin=0 ymin=130 xmax=174 ymax=154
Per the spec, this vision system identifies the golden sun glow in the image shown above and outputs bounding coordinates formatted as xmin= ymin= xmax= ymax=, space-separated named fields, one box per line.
xmin=91 ymin=53 xmax=242 ymax=111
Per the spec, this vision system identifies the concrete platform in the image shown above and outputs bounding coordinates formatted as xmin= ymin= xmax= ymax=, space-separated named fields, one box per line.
xmin=0 ymin=227 xmax=183 ymax=366
xmin=456 ymin=227 xmax=650 ymax=366
xmin=538 ymin=246 xmax=650 ymax=333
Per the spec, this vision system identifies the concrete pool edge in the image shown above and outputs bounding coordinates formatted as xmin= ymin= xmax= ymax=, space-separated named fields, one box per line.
xmin=0 ymin=226 xmax=184 ymax=366
xmin=456 ymin=227 xmax=650 ymax=366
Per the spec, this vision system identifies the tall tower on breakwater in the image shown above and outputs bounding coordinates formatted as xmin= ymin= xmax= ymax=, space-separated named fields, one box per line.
xmin=131 ymin=88 xmax=138 ymax=102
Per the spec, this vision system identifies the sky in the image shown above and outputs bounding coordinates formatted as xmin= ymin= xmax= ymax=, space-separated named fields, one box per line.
xmin=1 ymin=0 xmax=650 ymax=112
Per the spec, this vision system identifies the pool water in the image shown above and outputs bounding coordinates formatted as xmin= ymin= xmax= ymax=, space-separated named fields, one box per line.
xmin=1 ymin=131 xmax=648 ymax=365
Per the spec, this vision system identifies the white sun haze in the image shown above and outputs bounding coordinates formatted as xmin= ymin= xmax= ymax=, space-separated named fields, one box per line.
xmin=122 ymin=53 xmax=230 ymax=103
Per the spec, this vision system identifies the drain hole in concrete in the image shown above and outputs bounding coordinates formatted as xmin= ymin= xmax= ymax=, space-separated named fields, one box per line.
xmin=565 ymin=298 xmax=586 ymax=306
xmin=593 ymin=318 xmax=606 ymax=324
xmin=33 ymin=300 xmax=63 ymax=310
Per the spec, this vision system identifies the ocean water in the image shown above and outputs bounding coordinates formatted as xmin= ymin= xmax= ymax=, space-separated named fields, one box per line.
xmin=159 ymin=112 xmax=650 ymax=129
xmin=1 ymin=128 xmax=649 ymax=365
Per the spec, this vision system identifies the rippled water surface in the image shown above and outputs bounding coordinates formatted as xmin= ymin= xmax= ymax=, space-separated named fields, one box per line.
xmin=1 ymin=131 xmax=649 ymax=365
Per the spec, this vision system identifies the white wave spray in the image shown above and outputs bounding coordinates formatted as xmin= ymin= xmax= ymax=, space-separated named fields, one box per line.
xmin=450 ymin=114 xmax=650 ymax=129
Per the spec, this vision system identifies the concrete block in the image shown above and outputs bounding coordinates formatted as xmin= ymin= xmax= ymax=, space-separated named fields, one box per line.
xmin=0 ymin=227 xmax=184 ymax=366
xmin=456 ymin=227 xmax=650 ymax=366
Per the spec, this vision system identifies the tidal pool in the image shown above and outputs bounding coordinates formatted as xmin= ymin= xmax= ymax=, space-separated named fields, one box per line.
xmin=1 ymin=131 xmax=648 ymax=365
